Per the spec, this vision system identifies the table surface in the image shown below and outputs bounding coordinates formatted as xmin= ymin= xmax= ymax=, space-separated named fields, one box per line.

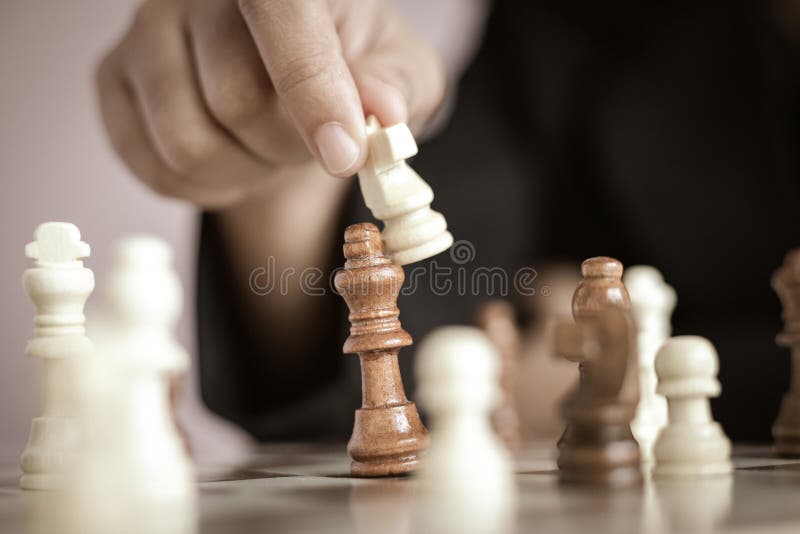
xmin=2 ymin=443 xmax=800 ymax=534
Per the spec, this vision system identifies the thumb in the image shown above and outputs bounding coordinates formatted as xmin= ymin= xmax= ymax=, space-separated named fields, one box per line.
xmin=239 ymin=0 xmax=366 ymax=176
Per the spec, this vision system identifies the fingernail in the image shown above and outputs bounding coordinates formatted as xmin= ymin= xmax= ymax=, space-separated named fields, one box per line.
xmin=314 ymin=122 xmax=360 ymax=175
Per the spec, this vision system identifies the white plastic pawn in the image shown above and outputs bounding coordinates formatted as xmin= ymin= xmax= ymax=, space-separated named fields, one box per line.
xmin=357 ymin=115 xmax=453 ymax=265
xmin=624 ymin=266 xmax=676 ymax=464
xmin=653 ymin=336 xmax=732 ymax=476
xmin=83 ymin=236 xmax=193 ymax=500
xmin=20 ymin=222 xmax=94 ymax=490
xmin=415 ymin=326 xmax=514 ymax=496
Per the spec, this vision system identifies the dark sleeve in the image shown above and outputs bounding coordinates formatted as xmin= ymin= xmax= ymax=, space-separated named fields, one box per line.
xmin=196 ymin=211 xmax=361 ymax=441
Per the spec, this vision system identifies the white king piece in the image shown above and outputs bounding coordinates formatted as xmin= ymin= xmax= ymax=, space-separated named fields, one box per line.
xmin=357 ymin=116 xmax=453 ymax=265
xmin=20 ymin=222 xmax=94 ymax=490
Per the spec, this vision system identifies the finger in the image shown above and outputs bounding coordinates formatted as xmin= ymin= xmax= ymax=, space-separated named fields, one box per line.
xmin=97 ymin=53 xmax=252 ymax=208
xmin=188 ymin=0 xmax=308 ymax=163
xmin=122 ymin=2 xmax=267 ymax=187
xmin=96 ymin=52 xmax=172 ymax=192
xmin=349 ymin=10 xmax=446 ymax=133
xmin=239 ymin=0 xmax=367 ymax=177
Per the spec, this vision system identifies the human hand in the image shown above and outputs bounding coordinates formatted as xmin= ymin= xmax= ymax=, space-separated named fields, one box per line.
xmin=97 ymin=0 xmax=445 ymax=208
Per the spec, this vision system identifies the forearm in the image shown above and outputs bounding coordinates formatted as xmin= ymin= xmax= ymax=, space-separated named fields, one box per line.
xmin=214 ymin=165 xmax=353 ymax=375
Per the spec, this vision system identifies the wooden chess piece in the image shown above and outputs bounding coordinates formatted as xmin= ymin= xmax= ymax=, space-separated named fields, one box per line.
xmin=475 ymin=299 xmax=523 ymax=451
xmin=772 ymin=250 xmax=800 ymax=456
xmin=555 ymin=256 xmax=640 ymax=486
xmin=334 ymin=223 xmax=429 ymax=476
xmin=555 ymin=308 xmax=641 ymax=486
xmin=558 ymin=257 xmax=633 ymax=449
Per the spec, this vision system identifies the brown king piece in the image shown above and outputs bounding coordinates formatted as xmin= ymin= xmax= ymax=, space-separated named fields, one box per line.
xmin=334 ymin=223 xmax=429 ymax=476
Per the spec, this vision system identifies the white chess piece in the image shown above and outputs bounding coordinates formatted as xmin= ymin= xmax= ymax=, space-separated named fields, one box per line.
xmin=20 ymin=222 xmax=94 ymax=490
xmin=415 ymin=327 xmax=515 ymax=492
xmin=624 ymin=266 xmax=676 ymax=464
xmin=80 ymin=236 xmax=193 ymax=500
xmin=358 ymin=116 xmax=453 ymax=265
xmin=653 ymin=336 xmax=732 ymax=476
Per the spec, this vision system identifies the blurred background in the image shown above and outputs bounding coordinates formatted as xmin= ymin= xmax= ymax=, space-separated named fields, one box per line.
xmin=0 ymin=1 xmax=252 ymax=461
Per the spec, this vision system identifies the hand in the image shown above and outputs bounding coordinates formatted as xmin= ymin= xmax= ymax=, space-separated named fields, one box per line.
xmin=97 ymin=0 xmax=445 ymax=208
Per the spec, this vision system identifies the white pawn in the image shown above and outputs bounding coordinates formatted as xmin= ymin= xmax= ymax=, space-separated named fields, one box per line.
xmin=358 ymin=115 xmax=453 ymax=265
xmin=21 ymin=222 xmax=94 ymax=490
xmin=653 ymin=336 xmax=732 ymax=476
xmin=81 ymin=236 xmax=193 ymax=500
xmin=415 ymin=327 xmax=515 ymax=509
xmin=624 ymin=266 xmax=676 ymax=464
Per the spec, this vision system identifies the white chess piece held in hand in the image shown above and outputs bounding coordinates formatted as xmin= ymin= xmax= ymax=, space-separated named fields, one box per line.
xmin=357 ymin=116 xmax=453 ymax=266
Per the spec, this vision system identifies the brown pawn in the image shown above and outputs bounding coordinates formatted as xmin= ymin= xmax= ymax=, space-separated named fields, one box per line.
xmin=475 ymin=299 xmax=523 ymax=451
xmin=772 ymin=250 xmax=800 ymax=456
xmin=334 ymin=223 xmax=429 ymax=476
xmin=555 ymin=308 xmax=641 ymax=486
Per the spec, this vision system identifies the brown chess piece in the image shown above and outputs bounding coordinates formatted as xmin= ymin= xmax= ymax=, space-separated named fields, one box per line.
xmin=772 ymin=250 xmax=800 ymax=456
xmin=475 ymin=299 xmax=523 ymax=451
xmin=555 ymin=256 xmax=641 ymax=486
xmin=334 ymin=223 xmax=429 ymax=476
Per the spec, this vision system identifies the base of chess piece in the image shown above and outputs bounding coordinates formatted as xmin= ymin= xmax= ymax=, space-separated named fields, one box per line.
xmin=19 ymin=416 xmax=81 ymax=490
xmin=773 ymin=393 xmax=800 ymax=457
xmin=347 ymin=402 xmax=428 ymax=477
xmin=653 ymin=422 xmax=732 ymax=476
xmin=558 ymin=405 xmax=642 ymax=487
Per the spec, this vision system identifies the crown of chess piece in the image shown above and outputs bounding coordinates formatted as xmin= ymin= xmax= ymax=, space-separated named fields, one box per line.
xmin=772 ymin=250 xmax=800 ymax=456
xmin=653 ymin=336 xmax=732 ymax=476
xmin=555 ymin=257 xmax=641 ymax=486
xmin=475 ymin=300 xmax=523 ymax=451
xmin=624 ymin=266 xmax=676 ymax=465
xmin=20 ymin=222 xmax=95 ymax=490
xmin=334 ymin=223 xmax=428 ymax=476
xmin=357 ymin=115 xmax=453 ymax=266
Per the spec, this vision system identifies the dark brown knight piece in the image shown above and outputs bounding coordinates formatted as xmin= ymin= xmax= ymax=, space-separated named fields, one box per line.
xmin=556 ymin=256 xmax=641 ymax=486
xmin=772 ymin=250 xmax=800 ymax=456
xmin=334 ymin=223 xmax=428 ymax=476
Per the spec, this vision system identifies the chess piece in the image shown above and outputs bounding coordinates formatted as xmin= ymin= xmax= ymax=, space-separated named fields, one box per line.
xmin=624 ymin=266 xmax=676 ymax=464
xmin=81 ymin=236 xmax=194 ymax=499
xmin=414 ymin=326 xmax=515 ymax=534
xmin=653 ymin=336 xmax=732 ymax=476
xmin=555 ymin=308 xmax=641 ymax=486
xmin=475 ymin=300 xmax=523 ymax=451
xmin=772 ymin=250 xmax=800 ymax=456
xmin=416 ymin=326 xmax=515 ymax=494
xmin=334 ymin=223 xmax=428 ymax=476
xmin=357 ymin=115 xmax=453 ymax=265
xmin=556 ymin=256 xmax=640 ymax=485
xmin=20 ymin=222 xmax=94 ymax=490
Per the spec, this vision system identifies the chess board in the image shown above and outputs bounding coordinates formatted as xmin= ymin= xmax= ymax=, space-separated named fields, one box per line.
xmin=1 ymin=443 xmax=800 ymax=533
